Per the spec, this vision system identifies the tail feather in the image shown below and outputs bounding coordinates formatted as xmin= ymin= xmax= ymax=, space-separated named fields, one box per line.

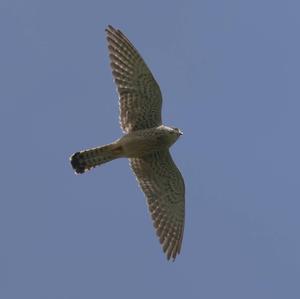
xmin=70 ymin=143 xmax=122 ymax=174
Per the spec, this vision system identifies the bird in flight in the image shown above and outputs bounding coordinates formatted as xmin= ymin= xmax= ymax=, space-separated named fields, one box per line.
xmin=70 ymin=25 xmax=185 ymax=260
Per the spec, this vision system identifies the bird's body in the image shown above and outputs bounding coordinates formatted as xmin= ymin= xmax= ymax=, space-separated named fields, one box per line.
xmin=71 ymin=125 xmax=182 ymax=174
xmin=70 ymin=26 xmax=185 ymax=260
xmin=120 ymin=125 xmax=182 ymax=158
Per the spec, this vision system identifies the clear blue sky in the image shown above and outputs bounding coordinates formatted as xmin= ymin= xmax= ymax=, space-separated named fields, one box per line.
xmin=1 ymin=0 xmax=300 ymax=298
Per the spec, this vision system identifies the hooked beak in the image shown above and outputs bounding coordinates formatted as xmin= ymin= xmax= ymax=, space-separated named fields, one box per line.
xmin=179 ymin=130 xmax=183 ymax=135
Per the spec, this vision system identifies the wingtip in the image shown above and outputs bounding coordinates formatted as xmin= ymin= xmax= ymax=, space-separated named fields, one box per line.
xmin=165 ymin=250 xmax=179 ymax=262
xmin=106 ymin=24 xmax=116 ymax=33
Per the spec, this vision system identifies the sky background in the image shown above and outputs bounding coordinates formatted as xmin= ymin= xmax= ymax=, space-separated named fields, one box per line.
xmin=1 ymin=0 xmax=300 ymax=298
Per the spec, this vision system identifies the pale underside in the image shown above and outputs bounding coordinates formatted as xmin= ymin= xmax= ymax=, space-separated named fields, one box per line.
xmin=106 ymin=25 xmax=185 ymax=260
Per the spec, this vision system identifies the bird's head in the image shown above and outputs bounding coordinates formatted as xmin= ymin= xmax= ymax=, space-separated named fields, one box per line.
xmin=171 ymin=127 xmax=183 ymax=136
xmin=159 ymin=125 xmax=183 ymax=145
xmin=166 ymin=126 xmax=183 ymax=145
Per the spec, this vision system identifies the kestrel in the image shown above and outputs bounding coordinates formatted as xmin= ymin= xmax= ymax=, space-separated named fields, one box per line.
xmin=70 ymin=25 xmax=185 ymax=260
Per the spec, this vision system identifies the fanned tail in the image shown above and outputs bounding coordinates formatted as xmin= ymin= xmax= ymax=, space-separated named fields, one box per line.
xmin=70 ymin=143 xmax=123 ymax=174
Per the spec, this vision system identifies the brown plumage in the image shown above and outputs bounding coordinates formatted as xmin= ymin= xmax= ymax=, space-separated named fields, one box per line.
xmin=70 ymin=26 xmax=185 ymax=261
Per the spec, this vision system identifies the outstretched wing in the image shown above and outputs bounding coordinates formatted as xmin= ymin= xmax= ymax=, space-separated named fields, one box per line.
xmin=130 ymin=150 xmax=185 ymax=260
xmin=106 ymin=25 xmax=162 ymax=133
